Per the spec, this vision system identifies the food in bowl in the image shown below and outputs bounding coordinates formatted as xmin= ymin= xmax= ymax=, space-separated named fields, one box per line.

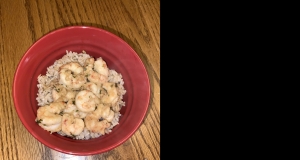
xmin=13 ymin=26 xmax=151 ymax=155
xmin=35 ymin=50 xmax=126 ymax=140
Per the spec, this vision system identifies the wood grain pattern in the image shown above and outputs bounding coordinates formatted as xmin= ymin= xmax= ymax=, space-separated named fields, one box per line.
xmin=0 ymin=0 xmax=160 ymax=159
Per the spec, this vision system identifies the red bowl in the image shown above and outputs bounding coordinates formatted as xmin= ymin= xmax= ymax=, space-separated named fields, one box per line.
xmin=12 ymin=26 xmax=150 ymax=155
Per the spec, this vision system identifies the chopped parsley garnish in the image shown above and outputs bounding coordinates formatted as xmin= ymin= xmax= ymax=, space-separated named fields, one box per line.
xmin=36 ymin=119 xmax=43 ymax=123
xmin=103 ymin=88 xmax=107 ymax=93
xmin=70 ymin=133 xmax=76 ymax=138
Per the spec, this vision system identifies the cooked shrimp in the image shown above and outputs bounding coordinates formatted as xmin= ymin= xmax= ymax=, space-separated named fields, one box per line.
xmin=87 ymin=71 xmax=108 ymax=85
xmin=60 ymin=62 xmax=83 ymax=74
xmin=84 ymin=104 xmax=114 ymax=134
xmin=94 ymin=57 xmax=109 ymax=77
xmin=64 ymin=100 xmax=87 ymax=119
xmin=82 ymin=82 xmax=101 ymax=98
xmin=59 ymin=62 xmax=86 ymax=90
xmin=94 ymin=104 xmax=115 ymax=122
xmin=40 ymin=123 xmax=62 ymax=133
xmin=101 ymin=82 xmax=118 ymax=105
xmin=84 ymin=113 xmax=111 ymax=135
xmin=36 ymin=53 xmax=125 ymax=139
xmin=52 ymin=85 xmax=77 ymax=102
xmin=75 ymin=90 xmax=100 ymax=113
xmin=36 ymin=101 xmax=65 ymax=132
xmin=64 ymin=99 xmax=77 ymax=113
xmin=52 ymin=85 xmax=67 ymax=102
xmin=73 ymin=110 xmax=87 ymax=119
xmin=61 ymin=114 xmax=85 ymax=136
xmin=84 ymin=58 xmax=94 ymax=73
xmin=83 ymin=57 xmax=108 ymax=84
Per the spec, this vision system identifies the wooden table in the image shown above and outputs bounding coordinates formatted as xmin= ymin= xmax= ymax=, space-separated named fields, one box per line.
xmin=0 ymin=0 xmax=160 ymax=159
